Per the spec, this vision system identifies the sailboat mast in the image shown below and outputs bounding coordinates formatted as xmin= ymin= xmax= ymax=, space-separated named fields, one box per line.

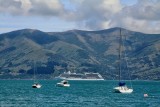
xmin=118 ymin=28 xmax=122 ymax=82
xmin=34 ymin=61 xmax=36 ymax=83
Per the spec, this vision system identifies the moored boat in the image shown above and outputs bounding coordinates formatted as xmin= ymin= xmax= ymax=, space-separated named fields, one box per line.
xmin=56 ymin=80 xmax=70 ymax=87
xmin=113 ymin=28 xmax=133 ymax=94
xmin=32 ymin=83 xmax=42 ymax=88
xmin=32 ymin=61 xmax=42 ymax=89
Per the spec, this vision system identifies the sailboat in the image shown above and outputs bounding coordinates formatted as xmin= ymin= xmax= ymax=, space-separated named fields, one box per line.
xmin=113 ymin=28 xmax=133 ymax=93
xmin=32 ymin=61 xmax=42 ymax=88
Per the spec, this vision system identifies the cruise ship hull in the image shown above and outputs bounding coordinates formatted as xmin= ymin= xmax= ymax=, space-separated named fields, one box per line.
xmin=59 ymin=78 xmax=104 ymax=81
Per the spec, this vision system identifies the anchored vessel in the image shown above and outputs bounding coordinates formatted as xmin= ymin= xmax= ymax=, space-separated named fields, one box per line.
xmin=58 ymin=71 xmax=104 ymax=80
xmin=32 ymin=61 xmax=42 ymax=88
xmin=32 ymin=83 xmax=42 ymax=88
xmin=113 ymin=28 xmax=133 ymax=93
xmin=56 ymin=80 xmax=70 ymax=87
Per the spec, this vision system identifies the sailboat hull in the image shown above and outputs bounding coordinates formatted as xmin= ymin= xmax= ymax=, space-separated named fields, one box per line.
xmin=114 ymin=86 xmax=133 ymax=93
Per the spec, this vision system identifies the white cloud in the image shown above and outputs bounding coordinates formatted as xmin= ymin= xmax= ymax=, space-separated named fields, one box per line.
xmin=0 ymin=0 xmax=22 ymax=15
xmin=0 ymin=0 xmax=160 ymax=33
xmin=19 ymin=0 xmax=32 ymax=14
xmin=66 ymin=0 xmax=122 ymax=30
xmin=29 ymin=0 xmax=66 ymax=16
xmin=0 ymin=0 xmax=65 ymax=16
xmin=126 ymin=0 xmax=160 ymax=21
xmin=109 ymin=0 xmax=160 ymax=33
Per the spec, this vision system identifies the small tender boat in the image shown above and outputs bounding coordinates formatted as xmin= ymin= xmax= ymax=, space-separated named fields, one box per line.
xmin=56 ymin=80 xmax=70 ymax=87
xmin=32 ymin=83 xmax=42 ymax=88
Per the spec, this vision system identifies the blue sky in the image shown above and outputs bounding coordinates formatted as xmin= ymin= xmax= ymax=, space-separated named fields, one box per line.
xmin=121 ymin=0 xmax=137 ymax=5
xmin=0 ymin=0 xmax=159 ymax=34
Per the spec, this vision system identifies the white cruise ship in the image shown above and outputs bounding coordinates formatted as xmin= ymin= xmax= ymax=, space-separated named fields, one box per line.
xmin=58 ymin=71 xmax=104 ymax=80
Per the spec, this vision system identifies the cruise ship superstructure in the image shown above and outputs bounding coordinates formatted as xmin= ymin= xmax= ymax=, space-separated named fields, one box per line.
xmin=58 ymin=71 xmax=104 ymax=80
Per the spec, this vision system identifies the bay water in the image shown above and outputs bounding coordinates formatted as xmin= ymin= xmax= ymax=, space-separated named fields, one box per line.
xmin=0 ymin=80 xmax=160 ymax=107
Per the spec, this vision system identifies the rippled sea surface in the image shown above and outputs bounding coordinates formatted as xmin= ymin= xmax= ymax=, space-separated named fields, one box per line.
xmin=0 ymin=80 xmax=160 ymax=107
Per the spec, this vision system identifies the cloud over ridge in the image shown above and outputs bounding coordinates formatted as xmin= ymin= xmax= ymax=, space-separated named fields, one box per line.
xmin=0 ymin=0 xmax=160 ymax=33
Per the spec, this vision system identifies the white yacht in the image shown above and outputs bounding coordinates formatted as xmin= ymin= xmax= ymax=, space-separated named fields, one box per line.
xmin=32 ymin=83 xmax=42 ymax=88
xmin=32 ymin=61 xmax=42 ymax=89
xmin=56 ymin=80 xmax=70 ymax=87
xmin=113 ymin=29 xmax=133 ymax=94
xmin=113 ymin=82 xmax=133 ymax=93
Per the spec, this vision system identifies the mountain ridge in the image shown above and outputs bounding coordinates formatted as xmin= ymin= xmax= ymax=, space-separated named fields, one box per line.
xmin=0 ymin=27 xmax=160 ymax=80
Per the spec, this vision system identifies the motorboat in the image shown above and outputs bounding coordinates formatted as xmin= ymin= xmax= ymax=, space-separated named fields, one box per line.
xmin=32 ymin=83 xmax=42 ymax=88
xmin=56 ymin=80 xmax=70 ymax=87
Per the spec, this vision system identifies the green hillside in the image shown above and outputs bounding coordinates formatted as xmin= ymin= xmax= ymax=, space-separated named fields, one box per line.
xmin=0 ymin=28 xmax=160 ymax=80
